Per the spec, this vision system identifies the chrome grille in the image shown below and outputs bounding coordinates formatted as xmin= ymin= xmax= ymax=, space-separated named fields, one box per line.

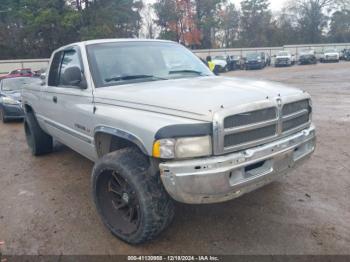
xmin=282 ymin=100 xmax=309 ymax=116
xmin=224 ymin=125 xmax=277 ymax=148
xmin=224 ymin=108 xmax=276 ymax=128
xmin=222 ymin=107 xmax=278 ymax=151
xmin=215 ymin=98 xmax=312 ymax=155
xmin=282 ymin=114 xmax=310 ymax=132
xmin=282 ymin=99 xmax=311 ymax=133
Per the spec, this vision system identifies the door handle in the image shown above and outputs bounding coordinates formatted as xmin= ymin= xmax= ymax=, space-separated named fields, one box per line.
xmin=52 ymin=96 xmax=58 ymax=103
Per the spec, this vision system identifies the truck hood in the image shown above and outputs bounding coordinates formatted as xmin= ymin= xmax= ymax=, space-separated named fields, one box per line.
xmin=324 ymin=52 xmax=339 ymax=56
xmin=94 ymin=76 xmax=305 ymax=121
xmin=276 ymin=55 xmax=291 ymax=59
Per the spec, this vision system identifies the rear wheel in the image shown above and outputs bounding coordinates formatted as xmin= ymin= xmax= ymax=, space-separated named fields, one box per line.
xmin=24 ymin=112 xmax=53 ymax=156
xmin=92 ymin=148 xmax=175 ymax=244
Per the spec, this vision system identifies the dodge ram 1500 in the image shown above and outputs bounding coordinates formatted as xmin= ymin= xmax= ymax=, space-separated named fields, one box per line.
xmin=22 ymin=39 xmax=316 ymax=244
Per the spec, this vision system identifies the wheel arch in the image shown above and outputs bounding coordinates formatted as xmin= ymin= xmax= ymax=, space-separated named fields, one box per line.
xmin=24 ymin=103 xmax=34 ymax=114
xmin=94 ymin=126 xmax=149 ymax=158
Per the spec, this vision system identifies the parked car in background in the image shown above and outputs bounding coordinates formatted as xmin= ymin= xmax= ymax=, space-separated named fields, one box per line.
xmin=0 ymin=77 xmax=39 ymax=122
xmin=343 ymin=49 xmax=350 ymax=61
xmin=212 ymin=55 xmax=228 ymax=72
xmin=275 ymin=51 xmax=295 ymax=67
xmin=33 ymin=68 xmax=47 ymax=77
xmin=298 ymin=50 xmax=317 ymax=65
xmin=0 ymin=68 xmax=33 ymax=80
xmin=227 ymin=55 xmax=244 ymax=70
xmin=244 ymin=52 xmax=268 ymax=70
xmin=320 ymin=48 xmax=340 ymax=63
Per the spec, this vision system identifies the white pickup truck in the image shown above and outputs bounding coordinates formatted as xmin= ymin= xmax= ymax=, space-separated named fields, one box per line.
xmin=275 ymin=51 xmax=296 ymax=67
xmin=22 ymin=39 xmax=316 ymax=244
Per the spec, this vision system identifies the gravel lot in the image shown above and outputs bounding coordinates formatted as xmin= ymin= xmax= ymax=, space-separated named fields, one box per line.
xmin=0 ymin=62 xmax=349 ymax=255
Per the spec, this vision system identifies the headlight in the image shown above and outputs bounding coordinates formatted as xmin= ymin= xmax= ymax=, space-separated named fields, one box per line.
xmin=153 ymin=136 xmax=212 ymax=159
xmin=2 ymin=96 xmax=19 ymax=105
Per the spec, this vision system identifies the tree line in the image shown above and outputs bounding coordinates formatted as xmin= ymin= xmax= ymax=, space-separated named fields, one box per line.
xmin=0 ymin=0 xmax=349 ymax=59
xmin=152 ymin=0 xmax=350 ymax=48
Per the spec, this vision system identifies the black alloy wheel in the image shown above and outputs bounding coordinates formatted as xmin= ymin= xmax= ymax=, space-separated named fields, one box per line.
xmin=96 ymin=169 xmax=141 ymax=236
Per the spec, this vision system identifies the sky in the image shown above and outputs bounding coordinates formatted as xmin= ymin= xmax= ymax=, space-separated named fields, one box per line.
xmin=143 ymin=0 xmax=289 ymax=12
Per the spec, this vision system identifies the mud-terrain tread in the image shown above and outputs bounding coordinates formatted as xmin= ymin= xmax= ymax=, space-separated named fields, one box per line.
xmin=24 ymin=111 xmax=53 ymax=156
xmin=92 ymin=148 xmax=175 ymax=244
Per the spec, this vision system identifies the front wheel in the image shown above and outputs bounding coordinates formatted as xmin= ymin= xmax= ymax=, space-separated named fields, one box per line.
xmin=24 ymin=111 xmax=53 ymax=156
xmin=92 ymin=148 xmax=175 ymax=244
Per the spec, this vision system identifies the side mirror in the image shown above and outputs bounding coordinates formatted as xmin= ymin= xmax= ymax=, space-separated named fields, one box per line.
xmin=40 ymin=73 xmax=46 ymax=80
xmin=62 ymin=66 xmax=87 ymax=89
xmin=40 ymin=73 xmax=46 ymax=86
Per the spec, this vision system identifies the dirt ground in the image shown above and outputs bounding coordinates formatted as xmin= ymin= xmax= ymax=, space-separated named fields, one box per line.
xmin=0 ymin=62 xmax=349 ymax=255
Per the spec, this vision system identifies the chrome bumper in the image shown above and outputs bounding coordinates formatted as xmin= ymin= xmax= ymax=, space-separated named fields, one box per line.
xmin=160 ymin=125 xmax=316 ymax=204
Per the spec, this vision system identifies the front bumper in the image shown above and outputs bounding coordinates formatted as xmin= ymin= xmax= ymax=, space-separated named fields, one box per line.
xmin=324 ymin=56 xmax=339 ymax=61
xmin=299 ymin=57 xmax=315 ymax=64
xmin=246 ymin=62 xmax=264 ymax=69
xmin=275 ymin=60 xmax=291 ymax=66
xmin=2 ymin=104 xmax=25 ymax=119
xmin=160 ymin=125 xmax=316 ymax=204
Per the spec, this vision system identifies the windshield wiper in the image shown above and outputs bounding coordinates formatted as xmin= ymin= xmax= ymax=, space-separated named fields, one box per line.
xmin=168 ymin=70 xmax=208 ymax=76
xmin=105 ymin=75 xmax=167 ymax=83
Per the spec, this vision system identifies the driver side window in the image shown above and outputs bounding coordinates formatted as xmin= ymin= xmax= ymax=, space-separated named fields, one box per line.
xmin=48 ymin=48 xmax=84 ymax=88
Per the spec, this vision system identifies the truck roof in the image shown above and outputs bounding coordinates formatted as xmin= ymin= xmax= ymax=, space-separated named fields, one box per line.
xmin=57 ymin=38 xmax=175 ymax=51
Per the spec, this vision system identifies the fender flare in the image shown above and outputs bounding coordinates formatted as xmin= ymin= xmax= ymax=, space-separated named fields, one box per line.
xmin=94 ymin=126 xmax=148 ymax=156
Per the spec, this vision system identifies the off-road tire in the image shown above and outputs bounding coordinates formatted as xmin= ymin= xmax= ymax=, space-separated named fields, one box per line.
xmin=24 ymin=112 xmax=53 ymax=156
xmin=92 ymin=148 xmax=175 ymax=244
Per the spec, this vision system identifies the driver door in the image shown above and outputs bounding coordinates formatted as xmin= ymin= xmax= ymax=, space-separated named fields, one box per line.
xmin=41 ymin=46 xmax=96 ymax=160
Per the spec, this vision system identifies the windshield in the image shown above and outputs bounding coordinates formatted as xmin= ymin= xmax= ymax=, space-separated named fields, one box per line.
xmin=300 ymin=50 xmax=313 ymax=55
xmin=324 ymin=48 xmax=337 ymax=53
xmin=1 ymin=78 xmax=37 ymax=92
xmin=87 ymin=41 xmax=213 ymax=87
xmin=278 ymin=52 xmax=289 ymax=56
xmin=246 ymin=53 xmax=261 ymax=59
xmin=213 ymin=56 xmax=226 ymax=61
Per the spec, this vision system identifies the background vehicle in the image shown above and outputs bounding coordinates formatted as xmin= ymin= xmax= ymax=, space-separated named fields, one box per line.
xmin=0 ymin=68 xmax=33 ymax=80
xmin=212 ymin=55 xmax=228 ymax=72
xmin=0 ymin=77 xmax=39 ymax=122
xmin=320 ymin=48 xmax=340 ymax=63
xmin=343 ymin=49 xmax=350 ymax=61
xmin=33 ymin=68 xmax=47 ymax=77
xmin=245 ymin=52 xmax=268 ymax=69
xmin=22 ymin=39 xmax=316 ymax=245
xmin=226 ymin=55 xmax=245 ymax=71
xmin=275 ymin=51 xmax=295 ymax=67
xmin=298 ymin=50 xmax=317 ymax=65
